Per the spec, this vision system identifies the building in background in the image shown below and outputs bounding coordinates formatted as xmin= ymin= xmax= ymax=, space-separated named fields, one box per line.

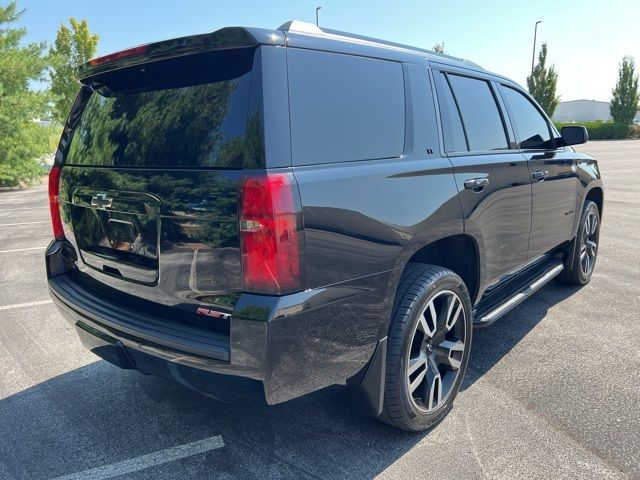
xmin=33 ymin=118 xmax=52 ymax=127
xmin=553 ymin=99 xmax=640 ymax=123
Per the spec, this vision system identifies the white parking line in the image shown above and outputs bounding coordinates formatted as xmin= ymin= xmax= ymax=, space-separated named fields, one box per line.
xmin=0 ymin=221 xmax=50 ymax=227
xmin=0 ymin=246 xmax=46 ymax=254
xmin=51 ymin=435 xmax=225 ymax=480
xmin=188 ymin=248 xmax=199 ymax=292
xmin=0 ymin=207 xmax=48 ymax=212
xmin=0 ymin=300 xmax=53 ymax=311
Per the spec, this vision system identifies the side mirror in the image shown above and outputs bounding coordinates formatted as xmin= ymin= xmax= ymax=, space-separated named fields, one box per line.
xmin=560 ymin=125 xmax=588 ymax=146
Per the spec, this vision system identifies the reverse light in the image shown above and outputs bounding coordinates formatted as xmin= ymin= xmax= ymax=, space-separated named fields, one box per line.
xmin=48 ymin=165 xmax=65 ymax=240
xmin=239 ymin=173 xmax=304 ymax=295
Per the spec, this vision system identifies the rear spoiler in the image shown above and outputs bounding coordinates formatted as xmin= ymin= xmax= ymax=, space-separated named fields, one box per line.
xmin=77 ymin=26 xmax=285 ymax=83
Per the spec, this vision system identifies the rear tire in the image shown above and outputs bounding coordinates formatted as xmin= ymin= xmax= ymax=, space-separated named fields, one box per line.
xmin=382 ymin=264 xmax=472 ymax=431
xmin=560 ymin=201 xmax=600 ymax=285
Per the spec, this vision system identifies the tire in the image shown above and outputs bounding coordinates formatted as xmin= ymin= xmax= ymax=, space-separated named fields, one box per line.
xmin=560 ymin=201 xmax=600 ymax=285
xmin=382 ymin=264 xmax=473 ymax=431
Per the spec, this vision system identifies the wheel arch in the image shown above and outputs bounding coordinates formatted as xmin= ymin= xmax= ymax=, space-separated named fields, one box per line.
xmin=396 ymin=234 xmax=481 ymax=305
xmin=585 ymin=185 xmax=603 ymax=218
xmin=572 ymin=180 xmax=604 ymax=238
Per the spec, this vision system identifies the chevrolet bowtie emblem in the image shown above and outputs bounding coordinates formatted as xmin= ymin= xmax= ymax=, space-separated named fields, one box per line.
xmin=91 ymin=193 xmax=113 ymax=209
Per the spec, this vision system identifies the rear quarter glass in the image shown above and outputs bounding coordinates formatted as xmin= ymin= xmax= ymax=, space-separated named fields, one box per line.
xmin=287 ymin=48 xmax=405 ymax=166
xmin=65 ymin=47 xmax=264 ymax=169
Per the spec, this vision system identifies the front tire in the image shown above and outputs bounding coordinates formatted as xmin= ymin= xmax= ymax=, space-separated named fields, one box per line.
xmin=560 ymin=200 xmax=600 ymax=285
xmin=382 ymin=264 xmax=472 ymax=431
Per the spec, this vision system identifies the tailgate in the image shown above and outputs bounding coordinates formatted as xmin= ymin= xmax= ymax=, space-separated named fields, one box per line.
xmin=55 ymin=46 xmax=263 ymax=312
xmin=59 ymin=167 xmax=243 ymax=308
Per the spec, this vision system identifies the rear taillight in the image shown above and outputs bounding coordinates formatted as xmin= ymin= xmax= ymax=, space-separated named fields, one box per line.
xmin=48 ymin=165 xmax=65 ymax=240
xmin=239 ymin=173 xmax=304 ymax=295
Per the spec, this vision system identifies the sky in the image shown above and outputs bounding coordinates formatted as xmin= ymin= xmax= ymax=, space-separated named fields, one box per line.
xmin=15 ymin=0 xmax=640 ymax=102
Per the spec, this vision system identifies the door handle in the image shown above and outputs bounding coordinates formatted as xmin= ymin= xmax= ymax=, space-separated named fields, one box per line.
xmin=531 ymin=170 xmax=548 ymax=181
xmin=464 ymin=177 xmax=489 ymax=192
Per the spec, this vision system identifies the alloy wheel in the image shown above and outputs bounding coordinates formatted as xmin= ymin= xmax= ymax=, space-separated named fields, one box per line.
xmin=580 ymin=211 xmax=598 ymax=275
xmin=406 ymin=290 xmax=467 ymax=412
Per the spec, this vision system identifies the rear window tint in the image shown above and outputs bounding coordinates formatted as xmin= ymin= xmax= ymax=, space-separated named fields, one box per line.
xmin=65 ymin=49 xmax=261 ymax=168
xmin=447 ymin=74 xmax=508 ymax=152
xmin=287 ymin=49 xmax=405 ymax=166
xmin=433 ymin=71 xmax=468 ymax=152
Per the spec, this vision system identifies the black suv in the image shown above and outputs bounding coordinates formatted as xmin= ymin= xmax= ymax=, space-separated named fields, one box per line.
xmin=46 ymin=21 xmax=603 ymax=431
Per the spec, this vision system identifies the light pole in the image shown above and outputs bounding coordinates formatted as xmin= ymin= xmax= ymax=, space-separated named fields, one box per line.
xmin=531 ymin=20 xmax=542 ymax=75
xmin=316 ymin=6 xmax=322 ymax=27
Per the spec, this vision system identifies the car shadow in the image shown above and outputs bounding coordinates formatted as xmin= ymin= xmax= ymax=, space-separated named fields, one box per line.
xmin=1 ymin=281 xmax=581 ymax=480
xmin=1 ymin=362 xmax=424 ymax=479
xmin=462 ymin=280 xmax=582 ymax=390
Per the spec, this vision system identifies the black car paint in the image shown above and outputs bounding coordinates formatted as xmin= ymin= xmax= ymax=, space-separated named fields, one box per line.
xmin=46 ymin=24 xmax=603 ymax=411
xmin=58 ymin=167 xmax=243 ymax=305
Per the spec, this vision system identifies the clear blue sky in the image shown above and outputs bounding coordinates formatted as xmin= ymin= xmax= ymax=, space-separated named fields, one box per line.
xmin=16 ymin=0 xmax=640 ymax=101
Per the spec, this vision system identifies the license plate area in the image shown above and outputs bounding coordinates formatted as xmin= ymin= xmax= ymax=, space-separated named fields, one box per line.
xmin=71 ymin=188 xmax=160 ymax=285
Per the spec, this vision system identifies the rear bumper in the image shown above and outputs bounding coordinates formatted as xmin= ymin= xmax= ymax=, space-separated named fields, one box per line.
xmin=47 ymin=241 xmax=392 ymax=407
xmin=49 ymin=274 xmax=267 ymax=405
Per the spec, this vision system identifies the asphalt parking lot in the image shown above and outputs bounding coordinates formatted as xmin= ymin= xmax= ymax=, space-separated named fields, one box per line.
xmin=1 ymin=140 xmax=639 ymax=480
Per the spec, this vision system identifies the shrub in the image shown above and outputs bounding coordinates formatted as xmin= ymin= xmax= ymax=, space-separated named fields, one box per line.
xmin=554 ymin=121 xmax=632 ymax=140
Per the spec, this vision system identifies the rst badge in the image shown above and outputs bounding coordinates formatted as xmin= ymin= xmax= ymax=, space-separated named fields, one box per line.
xmin=196 ymin=307 xmax=231 ymax=320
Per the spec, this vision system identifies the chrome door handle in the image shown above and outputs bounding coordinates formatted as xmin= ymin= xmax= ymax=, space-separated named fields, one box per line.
xmin=464 ymin=178 xmax=489 ymax=192
xmin=531 ymin=170 xmax=548 ymax=181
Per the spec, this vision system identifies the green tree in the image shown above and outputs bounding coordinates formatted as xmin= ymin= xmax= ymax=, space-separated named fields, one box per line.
xmin=0 ymin=1 xmax=51 ymax=187
xmin=432 ymin=42 xmax=445 ymax=54
xmin=527 ymin=43 xmax=560 ymax=117
xmin=610 ymin=56 xmax=639 ymax=125
xmin=48 ymin=18 xmax=98 ymax=123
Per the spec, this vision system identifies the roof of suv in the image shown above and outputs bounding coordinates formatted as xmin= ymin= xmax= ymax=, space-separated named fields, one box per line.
xmin=79 ymin=19 xmax=513 ymax=86
xmin=278 ymin=20 xmax=517 ymax=85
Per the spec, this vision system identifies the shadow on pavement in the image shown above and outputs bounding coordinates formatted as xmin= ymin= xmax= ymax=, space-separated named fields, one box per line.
xmin=1 ymin=281 xmax=582 ymax=480
xmin=463 ymin=280 xmax=582 ymax=390
xmin=1 ymin=362 xmax=423 ymax=479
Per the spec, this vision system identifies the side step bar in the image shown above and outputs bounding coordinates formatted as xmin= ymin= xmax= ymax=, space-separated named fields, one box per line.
xmin=474 ymin=261 xmax=564 ymax=327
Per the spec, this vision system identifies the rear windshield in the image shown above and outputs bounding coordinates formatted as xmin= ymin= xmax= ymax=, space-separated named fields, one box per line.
xmin=65 ymin=48 xmax=262 ymax=168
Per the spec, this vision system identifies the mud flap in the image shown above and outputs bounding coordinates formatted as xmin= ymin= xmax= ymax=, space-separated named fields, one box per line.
xmin=355 ymin=336 xmax=387 ymax=417
xmin=565 ymin=234 xmax=579 ymax=272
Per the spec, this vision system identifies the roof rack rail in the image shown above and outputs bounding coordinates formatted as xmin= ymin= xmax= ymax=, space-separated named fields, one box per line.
xmin=277 ymin=20 xmax=482 ymax=69
xmin=278 ymin=20 xmax=323 ymax=35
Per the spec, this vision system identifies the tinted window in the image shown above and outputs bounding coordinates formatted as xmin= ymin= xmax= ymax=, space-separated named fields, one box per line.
xmin=66 ymin=49 xmax=260 ymax=168
xmin=501 ymin=86 xmax=552 ymax=149
xmin=288 ymin=49 xmax=405 ymax=165
xmin=447 ymin=75 xmax=508 ymax=151
xmin=433 ymin=71 xmax=467 ymax=152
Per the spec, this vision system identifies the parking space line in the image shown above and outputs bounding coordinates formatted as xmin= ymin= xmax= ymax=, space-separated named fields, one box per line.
xmin=51 ymin=435 xmax=225 ymax=480
xmin=0 ymin=246 xmax=46 ymax=254
xmin=0 ymin=221 xmax=50 ymax=227
xmin=0 ymin=207 xmax=48 ymax=212
xmin=0 ymin=300 xmax=53 ymax=311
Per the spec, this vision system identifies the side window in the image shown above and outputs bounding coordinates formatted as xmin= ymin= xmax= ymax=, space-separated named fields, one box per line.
xmin=447 ymin=74 xmax=508 ymax=151
xmin=287 ymin=49 xmax=405 ymax=166
xmin=433 ymin=71 xmax=467 ymax=153
xmin=501 ymin=86 xmax=552 ymax=149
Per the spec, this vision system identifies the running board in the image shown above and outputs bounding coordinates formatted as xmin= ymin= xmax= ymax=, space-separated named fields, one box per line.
xmin=474 ymin=261 xmax=564 ymax=327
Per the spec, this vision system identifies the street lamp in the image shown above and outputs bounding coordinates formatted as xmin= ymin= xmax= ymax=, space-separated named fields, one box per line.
xmin=531 ymin=20 xmax=542 ymax=75
xmin=316 ymin=6 xmax=322 ymax=27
